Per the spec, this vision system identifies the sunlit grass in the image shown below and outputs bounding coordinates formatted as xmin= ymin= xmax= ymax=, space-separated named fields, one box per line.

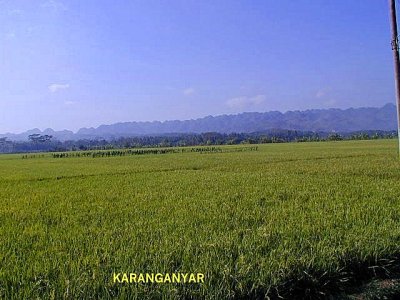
xmin=0 ymin=140 xmax=399 ymax=299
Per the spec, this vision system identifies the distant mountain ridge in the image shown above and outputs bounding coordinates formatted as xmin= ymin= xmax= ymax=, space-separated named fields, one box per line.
xmin=1 ymin=103 xmax=397 ymax=141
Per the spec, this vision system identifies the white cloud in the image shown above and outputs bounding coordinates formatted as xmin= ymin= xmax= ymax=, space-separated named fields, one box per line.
xmin=5 ymin=32 xmax=16 ymax=39
xmin=315 ymin=88 xmax=336 ymax=107
xmin=183 ymin=87 xmax=195 ymax=96
xmin=64 ymin=100 xmax=75 ymax=105
xmin=48 ymin=83 xmax=70 ymax=93
xmin=316 ymin=90 xmax=325 ymax=98
xmin=316 ymin=88 xmax=332 ymax=99
xmin=41 ymin=0 xmax=67 ymax=11
xmin=226 ymin=94 xmax=266 ymax=110
xmin=7 ymin=9 xmax=22 ymax=15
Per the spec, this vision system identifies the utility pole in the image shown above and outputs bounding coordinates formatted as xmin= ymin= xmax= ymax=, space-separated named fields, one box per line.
xmin=389 ymin=0 xmax=400 ymax=155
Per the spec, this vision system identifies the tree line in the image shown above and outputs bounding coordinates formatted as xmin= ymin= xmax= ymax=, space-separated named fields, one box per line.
xmin=0 ymin=130 xmax=397 ymax=154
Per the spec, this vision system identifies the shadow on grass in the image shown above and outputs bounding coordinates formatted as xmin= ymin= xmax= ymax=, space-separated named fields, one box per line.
xmin=235 ymin=254 xmax=400 ymax=300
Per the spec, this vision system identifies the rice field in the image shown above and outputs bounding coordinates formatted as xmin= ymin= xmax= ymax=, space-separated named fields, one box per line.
xmin=1 ymin=140 xmax=400 ymax=299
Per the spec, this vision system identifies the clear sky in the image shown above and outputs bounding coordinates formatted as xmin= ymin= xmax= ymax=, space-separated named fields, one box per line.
xmin=0 ymin=0 xmax=396 ymax=133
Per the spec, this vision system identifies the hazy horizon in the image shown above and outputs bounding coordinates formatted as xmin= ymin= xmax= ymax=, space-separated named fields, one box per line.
xmin=1 ymin=1 xmax=397 ymax=133
xmin=0 ymin=102 xmax=395 ymax=135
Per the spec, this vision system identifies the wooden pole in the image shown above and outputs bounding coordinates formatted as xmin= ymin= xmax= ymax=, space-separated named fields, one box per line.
xmin=389 ymin=0 xmax=400 ymax=155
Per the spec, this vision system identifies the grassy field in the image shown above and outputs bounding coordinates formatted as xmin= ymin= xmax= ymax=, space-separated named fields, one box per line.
xmin=1 ymin=140 xmax=400 ymax=299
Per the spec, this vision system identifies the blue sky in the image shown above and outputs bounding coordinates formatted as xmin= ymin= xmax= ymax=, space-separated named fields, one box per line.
xmin=0 ymin=0 xmax=396 ymax=133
